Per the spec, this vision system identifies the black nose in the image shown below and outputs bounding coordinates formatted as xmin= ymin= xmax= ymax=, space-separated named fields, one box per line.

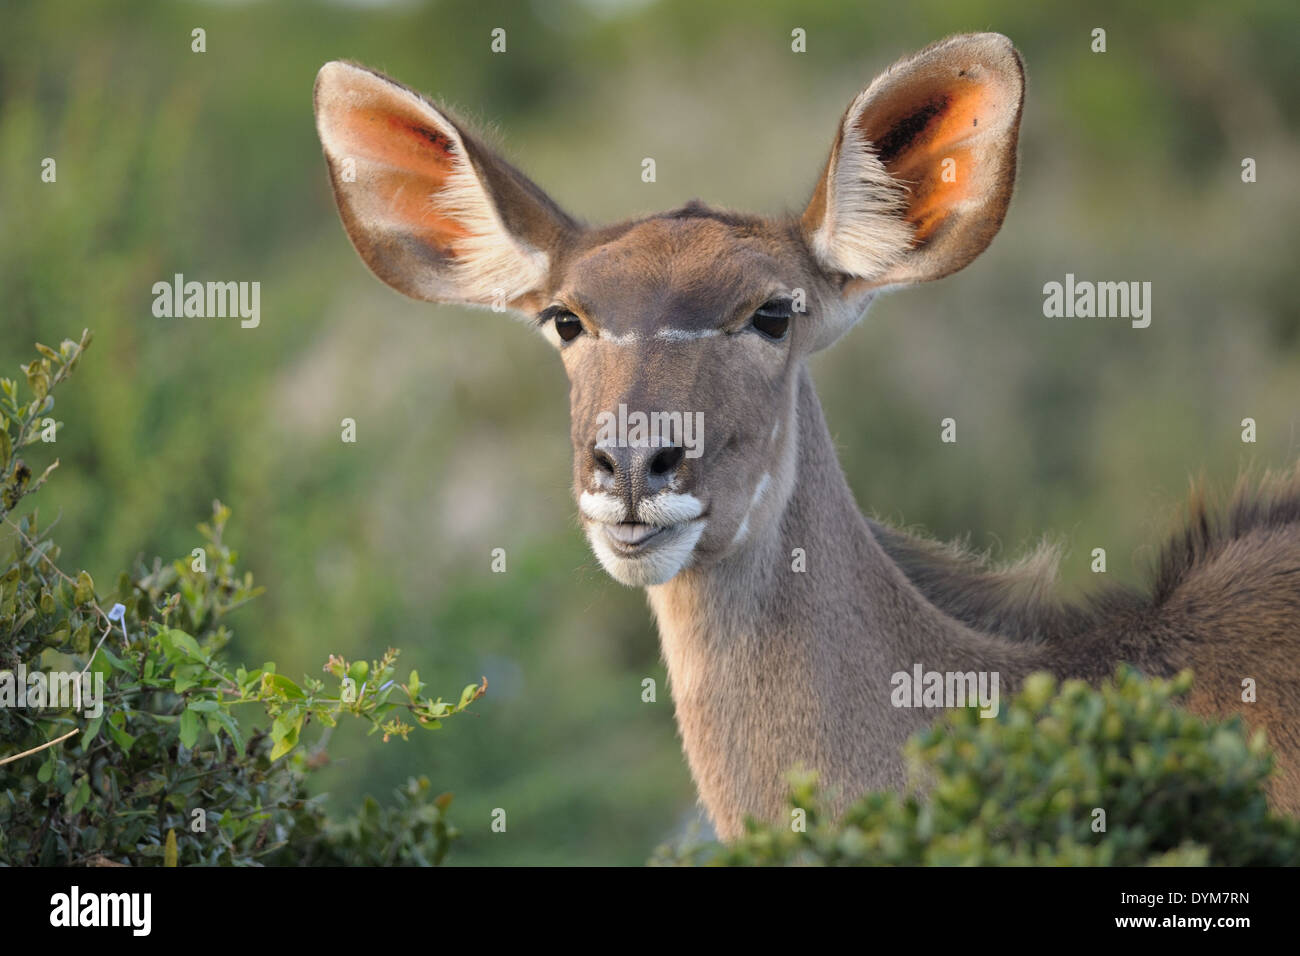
xmin=593 ymin=446 xmax=618 ymax=475
xmin=589 ymin=441 xmax=685 ymax=495
xmin=649 ymin=444 xmax=684 ymax=476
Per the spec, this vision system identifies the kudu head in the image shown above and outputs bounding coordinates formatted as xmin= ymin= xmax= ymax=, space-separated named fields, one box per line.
xmin=313 ymin=32 xmax=1024 ymax=587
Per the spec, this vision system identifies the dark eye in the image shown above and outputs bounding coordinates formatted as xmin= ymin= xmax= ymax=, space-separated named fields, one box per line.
xmin=552 ymin=310 xmax=584 ymax=342
xmin=751 ymin=300 xmax=792 ymax=340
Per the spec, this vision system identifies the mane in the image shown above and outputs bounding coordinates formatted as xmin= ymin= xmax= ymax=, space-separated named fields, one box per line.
xmin=1151 ymin=466 xmax=1300 ymax=606
xmin=870 ymin=463 xmax=1300 ymax=644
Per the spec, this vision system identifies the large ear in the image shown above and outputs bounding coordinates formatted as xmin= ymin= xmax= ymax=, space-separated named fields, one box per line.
xmin=313 ymin=61 xmax=578 ymax=312
xmin=801 ymin=33 xmax=1024 ymax=291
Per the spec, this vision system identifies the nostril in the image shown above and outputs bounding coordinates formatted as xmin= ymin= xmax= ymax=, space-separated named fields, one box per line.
xmin=593 ymin=447 xmax=617 ymax=474
xmin=649 ymin=444 xmax=685 ymax=476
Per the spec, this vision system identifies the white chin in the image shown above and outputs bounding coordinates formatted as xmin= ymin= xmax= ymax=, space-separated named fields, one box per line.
xmin=586 ymin=521 xmax=706 ymax=587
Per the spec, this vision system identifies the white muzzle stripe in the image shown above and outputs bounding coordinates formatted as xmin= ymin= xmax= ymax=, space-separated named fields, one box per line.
xmin=579 ymin=490 xmax=704 ymax=526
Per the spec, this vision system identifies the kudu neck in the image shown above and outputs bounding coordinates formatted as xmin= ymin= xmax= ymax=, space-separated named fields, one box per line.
xmin=643 ymin=366 xmax=1054 ymax=837
xmin=649 ymin=364 xmax=954 ymax=658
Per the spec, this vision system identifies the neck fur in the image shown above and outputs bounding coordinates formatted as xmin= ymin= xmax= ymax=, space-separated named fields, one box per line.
xmin=646 ymin=366 xmax=1047 ymax=838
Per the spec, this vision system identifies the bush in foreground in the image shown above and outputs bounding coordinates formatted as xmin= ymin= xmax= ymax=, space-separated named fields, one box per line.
xmin=0 ymin=333 xmax=481 ymax=865
xmin=657 ymin=668 xmax=1300 ymax=866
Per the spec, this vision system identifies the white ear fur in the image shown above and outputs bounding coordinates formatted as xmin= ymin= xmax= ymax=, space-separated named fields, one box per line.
xmin=805 ymin=105 xmax=915 ymax=281
xmin=314 ymin=61 xmax=552 ymax=306
xmin=434 ymin=150 xmax=551 ymax=305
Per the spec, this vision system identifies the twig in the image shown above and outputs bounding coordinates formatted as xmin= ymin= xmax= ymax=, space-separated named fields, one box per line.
xmin=0 ymin=727 xmax=78 ymax=767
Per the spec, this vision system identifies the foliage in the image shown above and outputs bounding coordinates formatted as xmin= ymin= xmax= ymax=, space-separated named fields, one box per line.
xmin=296 ymin=775 xmax=460 ymax=867
xmin=4 ymin=0 xmax=1297 ymax=864
xmin=0 ymin=336 xmax=482 ymax=865
xmin=656 ymin=668 xmax=1300 ymax=866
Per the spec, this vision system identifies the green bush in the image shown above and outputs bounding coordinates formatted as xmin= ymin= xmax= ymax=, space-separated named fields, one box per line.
xmin=0 ymin=334 xmax=482 ymax=865
xmin=657 ymin=669 xmax=1300 ymax=866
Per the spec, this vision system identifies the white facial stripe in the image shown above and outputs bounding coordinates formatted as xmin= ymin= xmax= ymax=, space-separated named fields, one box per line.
xmin=595 ymin=327 xmax=721 ymax=345
xmin=654 ymin=328 xmax=719 ymax=341
xmin=637 ymin=492 xmax=704 ymax=526
xmin=579 ymin=490 xmax=628 ymax=524
xmin=729 ymin=472 xmax=771 ymax=548
xmin=732 ymin=514 xmax=750 ymax=547
xmin=601 ymin=331 xmax=640 ymax=345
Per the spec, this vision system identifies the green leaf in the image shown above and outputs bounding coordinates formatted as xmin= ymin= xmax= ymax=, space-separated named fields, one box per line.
xmin=179 ymin=708 xmax=200 ymax=749
xmin=89 ymin=648 xmax=114 ymax=680
xmin=24 ymin=361 xmax=50 ymax=402
xmin=106 ymin=715 xmax=135 ymax=754
xmin=12 ymin=607 xmax=35 ymax=634
xmin=80 ymin=715 xmax=103 ymax=750
xmin=73 ymin=569 xmax=95 ymax=605
xmin=269 ymin=711 xmax=302 ymax=761
xmin=92 ymin=645 xmax=132 ymax=674
xmin=458 ymin=683 xmax=481 ymax=710
xmin=66 ymin=776 xmax=91 ymax=815
xmin=165 ymin=629 xmax=206 ymax=662
xmin=208 ymin=710 xmax=244 ymax=753
xmin=260 ymin=672 xmax=304 ymax=699
xmin=271 ymin=709 xmax=301 ymax=742
xmin=172 ymin=664 xmax=202 ymax=693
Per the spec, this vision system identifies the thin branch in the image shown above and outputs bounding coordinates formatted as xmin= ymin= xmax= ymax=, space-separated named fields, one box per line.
xmin=0 ymin=727 xmax=78 ymax=767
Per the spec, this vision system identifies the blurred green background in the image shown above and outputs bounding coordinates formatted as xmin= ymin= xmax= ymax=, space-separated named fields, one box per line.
xmin=2 ymin=0 xmax=1297 ymax=864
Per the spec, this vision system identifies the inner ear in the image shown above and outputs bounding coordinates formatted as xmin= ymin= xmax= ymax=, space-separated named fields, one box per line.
xmin=803 ymin=34 xmax=1025 ymax=295
xmin=314 ymin=61 xmax=578 ymax=311
xmin=331 ymin=99 xmax=471 ymax=255
xmin=858 ymin=64 xmax=1017 ymax=250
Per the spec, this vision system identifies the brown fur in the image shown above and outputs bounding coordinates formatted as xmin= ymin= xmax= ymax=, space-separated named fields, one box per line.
xmin=313 ymin=34 xmax=1300 ymax=839
xmin=873 ymin=468 xmax=1300 ymax=813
